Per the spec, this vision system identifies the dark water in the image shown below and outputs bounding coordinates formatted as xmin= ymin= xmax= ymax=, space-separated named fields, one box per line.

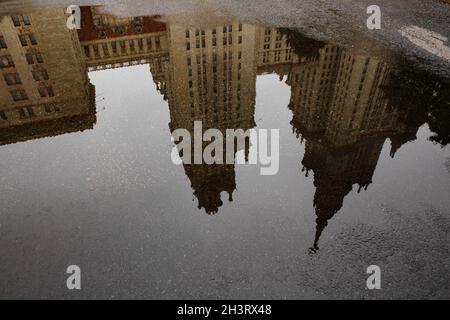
xmin=0 ymin=5 xmax=449 ymax=299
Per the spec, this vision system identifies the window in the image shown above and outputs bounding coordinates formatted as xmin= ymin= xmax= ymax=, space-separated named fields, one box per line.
xmin=42 ymin=70 xmax=49 ymax=80
xmin=155 ymin=36 xmax=160 ymax=49
xmin=186 ymin=42 xmax=190 ymax=50
xmin=11 ymin=15 xmax=20 ymax=27
xmin=3 ymin=73 xmax=21 ymax=85
xmin=111 ymin=41 xmax=117 ymax=53
xmin=146 ymin=36 xmax=152 ymax=49
xmin=19 ymin=34 xmax=27 ymax=46
xmin=0 ymin=111 xmax=7 ymax=121
xmin=128 ymin=40 xmax=135 ymax=52
xmin=119 ymin=40 xmax=126 ymax=52
xmin=44 ymin=104 xmax=59 ymax=113
xmin=185 ymin=30 xmax=190 ymax=38
xmin=22 ymin=15 xmax=31 ymax=25
xmin=11 ymin=89 xmax=28 ymax=101
xmin=7 ymin=55 xmax=14 ymax=66
xmin=36 ymin=52 xmax=44 ymax=63
xmin=84 ymin=45 xmax=90 ymax=57
xmin=0 ymin=36 xmax=7 ymax=49
xmin=32 ymin=70 xmax=40 ymax=81
xmin=38 ymin=87 xmax=47 ymax=97
xmin=93 ymin=44 xmax=99 ymax=57
xmin=29 ymin=33 xmax=37 ymax=45
xmin=17 ymin=106 xmax=34 ymax=118
xmin=37 ymin=86 xmax=54 ymax=98
xmin=1 ymin=55 xmax=15 ymax=67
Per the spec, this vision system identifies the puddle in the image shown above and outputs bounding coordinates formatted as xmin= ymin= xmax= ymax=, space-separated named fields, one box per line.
xmin=0 ymin=4 xmax=449 ymax=299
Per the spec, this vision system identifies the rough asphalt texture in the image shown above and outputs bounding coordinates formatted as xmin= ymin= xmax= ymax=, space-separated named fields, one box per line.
xmin=1 ymin=0 xmax=449 ymax=76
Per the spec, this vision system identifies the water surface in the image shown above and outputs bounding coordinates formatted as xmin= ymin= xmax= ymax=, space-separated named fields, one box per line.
xmin=0 ymin=4 xmax=449 ymax=299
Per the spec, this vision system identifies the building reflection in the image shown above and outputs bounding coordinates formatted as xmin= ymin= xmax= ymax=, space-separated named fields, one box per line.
xmin=284 ymin=42 xmax=421 ymax=252
xmin=77 ymin=6 xmax=169 ymax=72
xmin=1 ymin=7 xmax=447 ymax=234
xmin=165 ymin=20 xmax=257 ymax=214
xmin=0 ymin=8 xmax=96 ymax=145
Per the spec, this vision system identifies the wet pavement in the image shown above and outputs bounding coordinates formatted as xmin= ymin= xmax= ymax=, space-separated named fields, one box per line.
xmin=0 ymin=2 xmax=449 ymax=299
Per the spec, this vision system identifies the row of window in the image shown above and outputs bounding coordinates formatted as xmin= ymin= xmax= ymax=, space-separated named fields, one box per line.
xmin=9 ymin=85 xmax=54 ymax=101
xmin=1 ymin=53 xmax=44 ymax=68
xmin=84 ymin=36 xmax=162 ymax=58
xmin=3 ymin=72 xmax=22 ymax=85
xmin=263 ymin=42 xmax=285 ymax=50
xmin=32 ymin=69 xmax=49 ymax=81
xmin=38 ymin=86 xmax=54 ymax=97
xmin=11 ymin=15 xmax=31 ymax=27
xmin=186 ymin=35 xmax=242 ymax=50
xmin=10 ymin=89 xmax=28 ymax=101
xmin=3 ymin=69 xmax=49 ymax=86
xmin=0 ymin=104 xmax=60 ymax=121
xmin=264 ymin=35 xmax=283 ymax=43
xmin=26 ymin=52 xmax=44 ymax=64
xmin=18 ymin=33 xmax=38 ymax=47
xmin=186 ymin=51 xmax=242 ymax=66
xmin=185 ymin=25 xmax=243 ymax=38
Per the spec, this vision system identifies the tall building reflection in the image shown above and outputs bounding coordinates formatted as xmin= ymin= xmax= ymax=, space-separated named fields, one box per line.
xmin=165 ymin=20 xmax=257 ymax=214
xmin=1 ymin=6 xmax=445 ymax=229
xmin=0 ymin=8 xmax=95 ymax=145
xmin=284 ymin=43 xmax=420 ymax=251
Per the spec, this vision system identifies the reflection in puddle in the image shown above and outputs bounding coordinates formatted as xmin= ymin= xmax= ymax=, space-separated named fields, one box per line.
xmin=1 ymin=6 xmax=449 ymax=241
xmin=0 ymin=5 xmax=449 ymax=298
